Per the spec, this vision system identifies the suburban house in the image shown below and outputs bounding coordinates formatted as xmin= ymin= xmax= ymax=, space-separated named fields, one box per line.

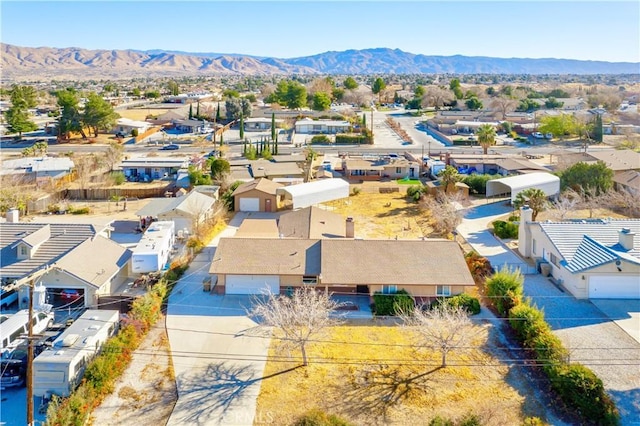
xmin=114 ymin=118 xmax=152 ymax=135
xmin=0 ymin=221 xmax=131 ymax=308
xmin=232 ymin=178 xmax=284 ymax=212
xmin=146 ymin=110 xmax=185 ymax=126
xmin=248 ymin=160 xmax=304 ymax=179
xmin=119 ymin=157 xmax=190 ymax=182
xmin=135 ymin=190 xmax=218 ymax=234
xmin=294 ymin=118 xmax=351 ymax=134
xmin=235 ymin=206 xmax=347 ymax=239
xmin=442 ymin=153 xmax=549 ymax=175
xmin=518 ymin=207 xmax=640 ymax=299
xmin=244 ymin=117 xmax=283 ymax=131
xmin=172 ymin=119 xmax=209 ymax=134
xmin=209 ymin=238 xmax=475 ymax=298
xmin=342 ymin=157 xmax=421 ymax=181
xmin=166 ymin=92 xmax=211 ymax=104
xmin=0 ymin=157 xmax=75 ymax=184
xmin=612 ymin=170 xmax=640 ymax=194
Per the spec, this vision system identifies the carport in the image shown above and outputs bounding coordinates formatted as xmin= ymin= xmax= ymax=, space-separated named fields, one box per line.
xmin=486 ymin=172 xmax=560 ymax=204
xmin=276 ymin=178 xmax=350 ymax=209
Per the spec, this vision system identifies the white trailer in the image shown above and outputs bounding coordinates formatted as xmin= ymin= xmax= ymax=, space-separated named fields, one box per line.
xmin=131 ymin=221 xmax=175 ymax=273
xmin=33 ymin=310 xmax=119 ymax=397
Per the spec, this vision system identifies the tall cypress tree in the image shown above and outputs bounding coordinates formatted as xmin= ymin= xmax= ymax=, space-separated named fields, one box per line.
xmin=271 ymin=112 xmax=276 ymax=141
xmin=219 ymin=132 xmax=224 ymax=146
xmin=196 ymin=102 xmax=200 ymax=118
xmin=189 ymin=104 xmax=193 ymax=120
xmin=274 ymin=132 xmax=278 ymax=155
xmin=239 ymin=114 xmax=244 ymax=140
xmin=362 ymin=114 xmax=367 ymax=128
xmin=594 ymin=114 xmax=603 ymax=143
xmin=215 ymin=103 xmax=221 ymax=122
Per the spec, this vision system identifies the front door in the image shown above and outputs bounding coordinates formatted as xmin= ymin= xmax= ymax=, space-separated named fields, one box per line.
xmin=265 ymin=199 xmax=272 ymax=212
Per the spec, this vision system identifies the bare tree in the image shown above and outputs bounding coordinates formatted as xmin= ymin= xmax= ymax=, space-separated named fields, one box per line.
xmin=248 ymin=288 xmax=344 ymax=366
xmin=420 ymin=191 xmax=466 ymax=238
xmin=490 ymin=95 xmax=517 ymax=120
xmin=400 ymin=304 xmax=473 ymax=368
xmin=423 ymin=87 xmax=453 ymax=110
xmin=103 ymin=141 xmax=124 ymax=172
xmin=549 ymin=189 xmax=581 ymax=221
xmin=601 ymin=187 xmax=640 ymax=218
xmin=74 ymin=155 xmax=99 ymax=199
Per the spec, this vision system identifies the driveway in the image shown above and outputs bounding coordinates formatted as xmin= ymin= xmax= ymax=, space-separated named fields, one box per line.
xmin=166 ymin=213 xmax=273 ymax=426
xmin=458 ymin=203 xmax=640 ymax=425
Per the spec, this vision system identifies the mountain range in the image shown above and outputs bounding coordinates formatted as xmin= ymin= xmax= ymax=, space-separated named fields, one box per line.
xmin=2 ymin=44 xmax=638 ymax=80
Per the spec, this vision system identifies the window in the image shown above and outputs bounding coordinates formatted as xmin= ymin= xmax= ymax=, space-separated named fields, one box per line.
xmin=549 ymin=253 xmax=558 ymax=267
xmin=381 ymin=285 xmax=397 ymax=294
xmin=396 ymin=167 xmax=402 ymax=174
xmin=532 ymin=239 xmax=537 ymax=255
xmin=302 ymin=276 xmax=317 ymax=285
xmin=436 ymin=285 xmax=451 ymax=297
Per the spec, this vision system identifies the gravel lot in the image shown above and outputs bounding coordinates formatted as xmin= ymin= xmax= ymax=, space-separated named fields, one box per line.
xmin=523 ymin=274 xmax=640 ymax=425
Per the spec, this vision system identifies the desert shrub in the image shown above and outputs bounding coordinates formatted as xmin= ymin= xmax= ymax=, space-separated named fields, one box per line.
xmin=350 ymin=186 xmax=361 ymax=196
xmin=373 ymin=289 xmax=414 ymax=316
xmin=311 ymin=134 xmax=331 ymax=144
xmin=294 ymin=409 xmax=353 ymax=426
xmin=47 ymin=204 xmax=61 ymax=213
xmin=548 ymin=364 xmax=619 ymax=425
xmin=335 ymin=134 xmax=371 ymax=144
xmin=406 ymin=184 xmax=425 ymax=202
xmin=492 ymin=220 xmax=518 ymax=239
xmin=111 ymin=171 xmax=125 ymax=185
xmin=462 ymin=174 xmax=498 ymax=195
xmin=131 ymin=128 xmax=139 ymax=137
xmin=485 ymin=266 xmax=523 ymax=317
xmin=521 ymin=418 xmax=546 ymax=426
xmin=429 ymin=417 xmax=454 ymax=426
xmin=458 ymin=412 xmax=482 ymax=426
xmin=432 ymin=293 xmax=481 ymax=315
xmin=464 ymin=251 xmax=493 ymax=281
xmin=69 ymin=207 xmax=90 ymax=215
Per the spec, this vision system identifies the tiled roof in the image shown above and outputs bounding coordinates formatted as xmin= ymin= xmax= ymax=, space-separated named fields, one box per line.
xmin=20 ymin=224 xmax=51 ymax=248
xmin=538 ymin=219 xmax=640 ymax=262
xmin=562 ymin=236 xmax=619 ymax=272
xmin=0 ymin=223 xmax=96 ymax=279
xmin=232 ymin=178 xmax=283 ymax=196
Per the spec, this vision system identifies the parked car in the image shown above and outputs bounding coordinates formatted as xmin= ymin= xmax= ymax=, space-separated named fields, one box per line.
xmin=160 ymin=144 xmax=180 ymax=151
xmin=532 ymin=132 xmax=544 ymax=139
xmin=60 ymin=289 xmax=82 ymax=302
xmin=0 ymin=343 xmax=47 ymax=388
xmin=205 ymin=150 xmax=220 ymax=158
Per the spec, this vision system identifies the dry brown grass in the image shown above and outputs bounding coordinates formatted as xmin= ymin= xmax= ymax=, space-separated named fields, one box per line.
xmin=118 ymin=109 xmax=169 ymax=121
xmin=256 ymin=325 xmax=540 ymax=426
xmin=325 ymin=191 xmax=431 ymax=239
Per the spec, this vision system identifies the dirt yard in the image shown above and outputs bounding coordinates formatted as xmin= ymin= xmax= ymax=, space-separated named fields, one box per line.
xmin=89 ymin=317 xmax=177 ymax=426
xmin=118 ymin=108 xmax=170 ymax=121
xmin=325 ymin=191 xmax=431 ymax=239
xmin=255 ymin=325 xmax=552 ymax=426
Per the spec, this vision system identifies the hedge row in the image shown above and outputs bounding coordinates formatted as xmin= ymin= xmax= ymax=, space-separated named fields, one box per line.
xmin=335 ymin=134 xmax=372 ymax=145
xmin=45 ymin=263 xmax=189 ymax=425
xmin=486 ymin=268 xmax=619 ymax=425
xmin=372 ymin=289 xmax=414 ymax=315
xmin=492 ymin=220 xmax=519 ymax=239
xmin=431 ymin=293 xmax=481 ymax=315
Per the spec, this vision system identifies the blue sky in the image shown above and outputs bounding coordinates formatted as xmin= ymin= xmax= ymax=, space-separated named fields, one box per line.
xmin=1 ymin=1 xmax=639 ymax=62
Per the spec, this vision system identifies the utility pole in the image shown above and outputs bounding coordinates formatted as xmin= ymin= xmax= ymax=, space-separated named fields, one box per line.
xmin=26 ymin=277 xmax=35 ymax=426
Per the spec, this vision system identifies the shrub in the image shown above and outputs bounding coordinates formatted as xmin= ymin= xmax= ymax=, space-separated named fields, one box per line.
xmin=492 ymin=220 xmax=518 ymax=239
xmin=294 ymin=409 xmax=353 ymax=426
xmin=131 ymin=129 xmax=139 ymax=137
xmin=406 ymin=185 xmax=425 ymax=202
xmin=335 ymin=134 xmax=371 ymax=145
xmin=350 ymin=187 xmax=361 ymax=196
xmin=311 ymin=134 xmax=331 ymax=144
xmin=508 ymin=302 xmax=546 ymax=343
xmin=429 ymin=417 xmax=454 ymax=426
xmin=459 ymin=413 xmax=482 ymax=426
xmin=522 ymin=418 xmax=546 ymax=426
xmin=548 ymin=364 xmax=619 ymax=425
xmin=435 ymin=293 xmax=481 ymax=315
xmin=462 ymin=174 xmax=498 ymax=195
xmin=47 ymin=204 xmax=61 ymax=213
xmin=111 ymin=171 xmax=125 ymax=185
xmin=373 ymin=289 xmax=414 ymax=316
xmin=485 ymin=266 xmax=523 ymax=317
xmin=464 ymin=250 xmax=493 ymax=282
xmin=69 ymin=207 xmax=91 ymax=215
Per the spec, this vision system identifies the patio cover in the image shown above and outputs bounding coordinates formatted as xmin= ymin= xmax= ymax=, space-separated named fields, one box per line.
xmin=277 ymin=179 xmax=350 ymax=209
xmin=486 ymin=172 xmax=560 ymax=203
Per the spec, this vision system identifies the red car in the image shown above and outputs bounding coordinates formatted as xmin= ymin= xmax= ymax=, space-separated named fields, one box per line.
xmin=60 ymin=289 xmax=82 ymax=301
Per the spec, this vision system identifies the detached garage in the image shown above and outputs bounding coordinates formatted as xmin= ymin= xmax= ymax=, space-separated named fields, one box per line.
xmin=589 ymin=276 xmax=640 ymax=299
xmin=487 ymin=172 xmax=560 ymax=204
xmin=232 ymin=178 xmax=284 ymax=212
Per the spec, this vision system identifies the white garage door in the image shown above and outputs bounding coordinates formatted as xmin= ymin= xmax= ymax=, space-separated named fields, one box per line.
xmin=589 ymin=275 xmax=640 ymax=299
xmin=226 ymin=275 xmax=279 ymax=295
xmin=239 ymin=198 xmax=260 ymax=212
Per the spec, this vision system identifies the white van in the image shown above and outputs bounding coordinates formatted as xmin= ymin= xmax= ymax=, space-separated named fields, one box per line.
xmin=0 ymin=309 xmax=54 ymax=354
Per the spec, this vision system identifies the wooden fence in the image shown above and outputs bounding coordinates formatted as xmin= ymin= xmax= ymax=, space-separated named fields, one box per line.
xmin=60 ymin=185 xmax=170 ymax=201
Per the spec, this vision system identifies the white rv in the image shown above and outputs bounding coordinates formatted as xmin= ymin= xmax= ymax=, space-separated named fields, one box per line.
xmin=1 ymin=309 xmax=54 ymax=354
xmin=33 ymin=310 xmax=119 ymax=397
xmin=131 ymin=221 xmax=175 ymax=273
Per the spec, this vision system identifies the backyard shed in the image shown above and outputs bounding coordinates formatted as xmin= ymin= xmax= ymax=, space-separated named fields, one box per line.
xmin=486 ymin=172 xmax=560 ymax=203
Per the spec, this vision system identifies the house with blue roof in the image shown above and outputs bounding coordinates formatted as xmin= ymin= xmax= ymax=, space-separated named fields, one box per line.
xmin=518 ymin=206 xmax=640 ymax=299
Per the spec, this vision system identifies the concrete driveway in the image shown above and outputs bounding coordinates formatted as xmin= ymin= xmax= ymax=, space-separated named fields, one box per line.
xmin=166 ymin=213 xmax=273 ymax=426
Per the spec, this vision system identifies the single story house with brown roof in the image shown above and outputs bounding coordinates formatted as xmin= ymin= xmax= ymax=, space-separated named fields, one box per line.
xmin=232 ymin=178 xmax=284 ymax=212
xmin=209 ymin=238 xmax=474 ymax=298
xmin=343 ymin=158 xmax=420 ymax=181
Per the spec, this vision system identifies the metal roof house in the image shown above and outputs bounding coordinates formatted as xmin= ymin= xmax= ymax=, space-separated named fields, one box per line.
xmin=486 ymin=172 xmax=560 ymax=204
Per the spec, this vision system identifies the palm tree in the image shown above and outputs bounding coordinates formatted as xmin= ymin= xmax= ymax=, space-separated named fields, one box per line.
xmin=477 ymin=124 xmax=497 ymax=155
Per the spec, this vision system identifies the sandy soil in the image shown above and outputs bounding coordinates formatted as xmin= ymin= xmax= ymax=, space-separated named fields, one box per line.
xmin=89 ymin=316 xmax=177 ymax=426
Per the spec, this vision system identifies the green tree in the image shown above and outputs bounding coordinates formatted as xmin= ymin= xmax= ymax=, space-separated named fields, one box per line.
xmin=372 ymin=77 xmax=386 ymax=103
xmin=272 ymin=80 xmax=307 ymax=109
xmin=56 ymin=88 xmax=86 ymax=140
xmin=188 ymin=104 xmax=193 ymax=119
xmin=239 ymin=114 xmax=244 ymax=140
xmin=144 ymin=90 xmax=160 ymax=99
xmin=465 ymin=97 xmax=483 ymax=111
xmin=485 ymin=266 xmax=524 ymax=317
xmin=82 ymin=92 xmax=119 ymax=137
xmin=438 ymin=165 xmax=461 ymax=193
xmin=343 ymin=76 xmax=358 ymax=90
xmin=538 ymin=114 xmax=579 ymax=140
xmin=312 ymin=92 xmax=332 ymax=111
xmin=513 ymin=188 xmax=548 ymax=221
xmin=215 ymin=103 xmax=221 ymax=122
xmin=559 ymin=161 xmax=613 ymax=196
xmin=223 ymin=89 xmax=240 ymax=98
xmin=450 ymin=78 xmax=463 ymax=99
xmin=5 ymin=85 xmax=38 ymax=138
xmin=414 ymin=85 xmax=425 ymax=97
xmin=188 ymin=165 xmax=213 ymax=186
xmin=544 ymin=97 xmax=564 ymax=109
xmin=271 ymin=112 xmax=277 ymax=141
xmin=167 ymin=80 xmax=179 ymax=96
xmin=476 ymin=124 xmax=496 ymax=155
xmin=225 ymin=98 xmax=252 ymax=120
xmin=593 ymin=114 xmax=603 ymax=143
xmin=516 ymin=98 xmax=541 ymax=112
xmin=131 ymin=87 xmax=141 ymax=97
xmin=210 ymin=157 xmax=230 ymax=181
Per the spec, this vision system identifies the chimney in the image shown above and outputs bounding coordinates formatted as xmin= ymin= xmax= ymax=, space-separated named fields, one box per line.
xmin=618 ymin=228 xmax=635 ymax=251
xmin=6 ymin=208 xmax=19 ymax=223
xmin=518 ymin=205 xmax=533 ymax=258
xmin=345 ymin=217 xmax=355 ymax=238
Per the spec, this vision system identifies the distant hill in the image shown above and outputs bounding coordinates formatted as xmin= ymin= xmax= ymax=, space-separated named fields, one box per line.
xmin=2 ymin=44 xmax=638 ymax=80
